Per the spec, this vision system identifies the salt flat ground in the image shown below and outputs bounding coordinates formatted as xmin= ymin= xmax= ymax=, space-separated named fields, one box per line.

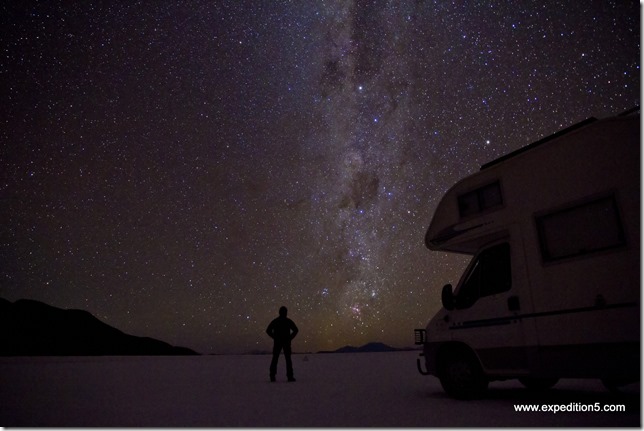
xmin=0 ymin=351 xmax=639 ymax=427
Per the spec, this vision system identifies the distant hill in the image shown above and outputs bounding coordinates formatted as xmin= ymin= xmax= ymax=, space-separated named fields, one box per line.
xmin=0 ymin=298 xmax=198 ymax=356
xmin=318 ymin=342 xmax=415 ymax=354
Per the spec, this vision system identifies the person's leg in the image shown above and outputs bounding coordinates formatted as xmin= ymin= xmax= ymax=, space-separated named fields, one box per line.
xmin=270 ymin=342 xmax=281 ymax=381
xmin=284 ymin=343 xmax=294 ymax=381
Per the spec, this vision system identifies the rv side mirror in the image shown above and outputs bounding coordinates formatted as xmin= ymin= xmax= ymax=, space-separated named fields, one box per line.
xmin=441 ymin=284 xmax=455 ymax=311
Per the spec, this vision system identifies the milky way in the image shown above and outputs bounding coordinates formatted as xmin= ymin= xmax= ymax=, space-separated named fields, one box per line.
xmin=1 ymin=1 xmax=639 ymax=353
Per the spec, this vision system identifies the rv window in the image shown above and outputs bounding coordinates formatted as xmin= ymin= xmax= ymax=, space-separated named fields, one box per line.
xmin=458 ymin=181 xmax=503 ymax=218
xmin=456 ymin=242 xmax=511 ymax=309
xmin=536 ymin=196 xmax=625 ymax=262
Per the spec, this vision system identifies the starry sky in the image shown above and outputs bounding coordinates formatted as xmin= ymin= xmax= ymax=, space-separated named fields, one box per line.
xmin=1 ymin=1 xmax=640 ymax=354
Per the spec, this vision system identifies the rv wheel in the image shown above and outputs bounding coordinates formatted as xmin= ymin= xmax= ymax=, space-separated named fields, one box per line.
xmin=518 ymin=377 xmax=559 ymax=391
xmin=601 ymin=377 xmax=631 ymax=393
xmin=439 ymin=351 xmax=488 ymax=399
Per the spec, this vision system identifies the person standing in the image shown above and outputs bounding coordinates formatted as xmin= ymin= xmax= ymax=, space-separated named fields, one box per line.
xmin=266 ymin=306 xmax=298 ymax=382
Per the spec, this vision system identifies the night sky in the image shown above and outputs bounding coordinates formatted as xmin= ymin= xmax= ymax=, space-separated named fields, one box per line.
xmin=1 ymin=1 xmax=640 ymax=354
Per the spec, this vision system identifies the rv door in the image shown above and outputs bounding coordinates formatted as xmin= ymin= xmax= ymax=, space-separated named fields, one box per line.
xmin=448 ymin=233 xmax=532 ymax=376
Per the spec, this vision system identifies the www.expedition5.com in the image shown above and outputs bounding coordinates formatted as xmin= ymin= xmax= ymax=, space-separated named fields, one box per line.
xmin=514 ymin=403 xmax=626 ymax=414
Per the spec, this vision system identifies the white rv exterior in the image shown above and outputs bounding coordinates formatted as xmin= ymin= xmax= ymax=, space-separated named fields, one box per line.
xmin=415 ymin=110 xmax=640 ymax=399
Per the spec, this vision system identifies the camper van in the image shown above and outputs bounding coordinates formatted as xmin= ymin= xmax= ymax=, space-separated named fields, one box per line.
xmin=415 ymin=109 xmax=640 ymax=399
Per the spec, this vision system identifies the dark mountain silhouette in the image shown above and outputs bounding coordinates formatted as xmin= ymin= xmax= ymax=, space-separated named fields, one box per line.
xmin=0 ymin=298 xmax=198 ymax=356
xmin=318 ymin=342 xmax=415 ymax=354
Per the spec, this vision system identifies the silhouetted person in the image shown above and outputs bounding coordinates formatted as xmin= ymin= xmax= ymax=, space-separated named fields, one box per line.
xmin=266 ymin=306 xmax=298 ymax=382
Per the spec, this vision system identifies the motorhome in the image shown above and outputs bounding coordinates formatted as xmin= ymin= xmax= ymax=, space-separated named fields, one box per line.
xmin=415 ymin=109 xmax=640 ymax=399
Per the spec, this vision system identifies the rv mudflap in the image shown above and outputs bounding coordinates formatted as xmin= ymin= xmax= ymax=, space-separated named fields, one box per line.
xmin=416 ymin=353 xmax=430 ymax=375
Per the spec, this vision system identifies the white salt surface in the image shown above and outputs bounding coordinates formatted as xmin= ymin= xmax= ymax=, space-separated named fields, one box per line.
xmin=0 ymin=351 xmax=639 ymax=427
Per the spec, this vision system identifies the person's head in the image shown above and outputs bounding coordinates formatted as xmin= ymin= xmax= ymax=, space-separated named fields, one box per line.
xmin=279 ymin=306 xmax=288 ymax=317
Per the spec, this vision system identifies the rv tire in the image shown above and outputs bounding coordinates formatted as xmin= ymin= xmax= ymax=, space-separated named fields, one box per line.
xmin=518 ymin=377 xmax=559 ymax=391
xmin=438 ymin=349 xmax=488 ymax=399
xmin=601 ymin=377 xmax=632 ymax=393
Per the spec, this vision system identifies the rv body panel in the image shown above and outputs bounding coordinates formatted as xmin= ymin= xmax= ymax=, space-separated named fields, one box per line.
xmin=418 ymin=112 xmax=640 ymax=392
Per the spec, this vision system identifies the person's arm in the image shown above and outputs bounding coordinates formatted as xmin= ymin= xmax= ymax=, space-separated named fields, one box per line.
xmin=290 ymin=320 xmax=299 ymax=340
xmin=266 ymin=322 xmax=274 ymax=339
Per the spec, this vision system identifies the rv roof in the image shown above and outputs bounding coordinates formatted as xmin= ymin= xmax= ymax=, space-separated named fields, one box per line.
xmin=480 ymin=117 xmax=597 ymax=171
xmin=481 ymin=106 xmax=640 ymax=171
